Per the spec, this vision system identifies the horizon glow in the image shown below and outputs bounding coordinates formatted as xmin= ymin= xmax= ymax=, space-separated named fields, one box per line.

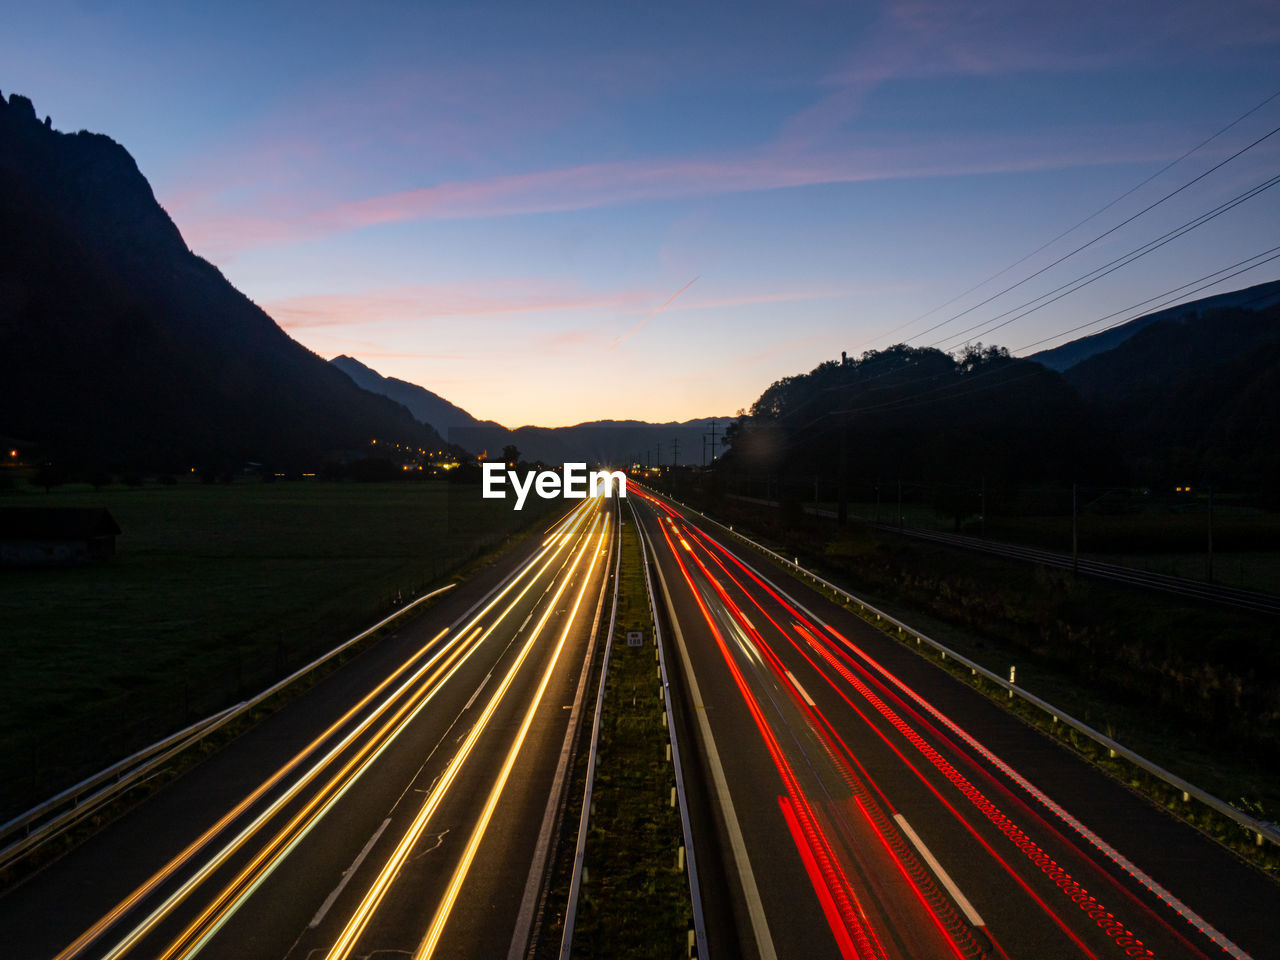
xmin=4 ymin=1 xmax=1279 ymax=427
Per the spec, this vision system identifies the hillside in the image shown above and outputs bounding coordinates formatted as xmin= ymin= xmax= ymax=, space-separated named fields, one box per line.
xmin=1064 ymin=301 xmax=1280 ymax=492
xmin=331 ymin=355 xmax=728 ymax=466
xmin=1028 ymin=278 xmax=1280 ymax=372
xmin=329 ymin=355 xmax=499 ymax=438
xmin=0 ymin=92 xmax=442 ymax=473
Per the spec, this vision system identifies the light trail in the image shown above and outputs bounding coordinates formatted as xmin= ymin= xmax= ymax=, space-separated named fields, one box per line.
xmin=65 ymin=498 xmax=596 ymax=960
xmin=656 ymin=518 xmax=897 ymax=960
xmin=676 ymin=503 xmax=1216 ymax=960
xmin=324 ymin=508 xmax=604 ymax=960
xmin=414 ymin=512 xmax=610 ymax=959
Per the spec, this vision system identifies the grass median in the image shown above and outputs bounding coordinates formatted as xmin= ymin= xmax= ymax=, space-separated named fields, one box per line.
xmin=566 ymin=511 xmax=693 ymax=958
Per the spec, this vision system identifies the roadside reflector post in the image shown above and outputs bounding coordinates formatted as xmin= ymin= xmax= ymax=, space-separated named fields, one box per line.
xmin=670 ymin=786 xmax=677 ymax=808
xmin=678 ymin=845 xmax=685 ymax=870
xmin=1009 ymin=665 xmax=1016 ymax=697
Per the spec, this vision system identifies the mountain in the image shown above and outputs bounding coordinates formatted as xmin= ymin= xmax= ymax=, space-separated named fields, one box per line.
xmin=329 ymin=355 xmax=499 ymax=437
xmin=0 ymin=91 xmax=442 ymax=472
xmin=1062 ymin=297 xmax=1280 ymax=491
xmin=723 ymin=344 xmax=1118 ymax=497
xmin=327 ymin=354 xmax=729 ymax=465
xmin=481 ymin=417 xmax=730 ymax=467
xmin=1028 ymin=278 xmax=1280 ymax=372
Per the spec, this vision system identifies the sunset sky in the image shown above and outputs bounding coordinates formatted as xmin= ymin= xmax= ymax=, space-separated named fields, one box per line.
xmin=5 ymin=1 xmax=1279 ymax=427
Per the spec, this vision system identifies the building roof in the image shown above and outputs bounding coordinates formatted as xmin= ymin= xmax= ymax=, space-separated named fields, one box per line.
xmin=0 ymin=507 xmax=121 ymax=540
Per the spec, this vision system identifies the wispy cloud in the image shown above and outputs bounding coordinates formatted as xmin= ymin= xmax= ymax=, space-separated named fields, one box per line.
xmin=172 ymin=127 xmax=1171 ymax=258
xmin=263 ymin=283 xmax=646 ymax=330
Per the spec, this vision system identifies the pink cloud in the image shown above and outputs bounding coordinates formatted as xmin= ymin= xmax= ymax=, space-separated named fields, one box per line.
xmin=263 ymin=283 xmax=646 ymax=330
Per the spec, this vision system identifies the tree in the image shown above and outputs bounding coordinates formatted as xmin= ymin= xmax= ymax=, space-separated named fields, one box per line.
xmin=502 ymin=444 xmax=520 ymax=465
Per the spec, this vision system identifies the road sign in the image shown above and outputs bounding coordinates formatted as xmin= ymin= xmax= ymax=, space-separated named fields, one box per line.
xmin=626 ymin=630 xmax=643 ymax=647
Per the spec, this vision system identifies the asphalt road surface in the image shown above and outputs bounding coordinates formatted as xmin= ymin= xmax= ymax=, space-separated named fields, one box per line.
xmin=631 ymin=487 xmax=1279 ymax=960
xmin=1 ymin=496 xmax=615 ymax=960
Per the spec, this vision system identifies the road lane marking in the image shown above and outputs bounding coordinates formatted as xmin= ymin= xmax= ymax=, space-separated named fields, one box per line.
xmin=785 ymin=670 xmax=815 ymax=707
xmin=463 ymin=672 xmax=492 ymax=712
xmin=325 ymin=515 xmax=604 ymax=960
xmin=309 ymin=819 xmax=391 ymax=929
xmin=66 ymin=505 xmax=595 ymax=960
xmin=643 ymin=509 xmax=778 ymax=960
xmin=508 ymin=507 xmax=616 ymax=960
xmin=417 ymin=514 xmax=610 ymax=960
xmin=892 ymin=815 xmax=985 ymax=928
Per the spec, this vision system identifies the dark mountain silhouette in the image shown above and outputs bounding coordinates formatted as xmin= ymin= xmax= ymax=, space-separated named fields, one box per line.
xmin=1063 ymin=299 xmax=1280 ymax=493
xmin=718 ymin=278 xmax=1280 ymax=507
xmin=1028 ymin=278 xmax=1280 ymax=372
xmin=0 ymin=91 xmax=443 ymax=473
xmin=467 ymin=417 xmax=730 ymax=467
xmin=723 ymin=344 xmax=1118 ymax=502
xmin=327 ymin=355 xmax=728 ymax=466
xmin=329 ymin=355 xmax=499 ymax=437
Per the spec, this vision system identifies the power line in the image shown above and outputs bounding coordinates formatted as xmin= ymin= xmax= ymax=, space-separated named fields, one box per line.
xmin=860 ymin=86 xmax=1280 ymax=350
xmin=932 ymin=171 xmax=1280 ymax=350
xmin=900 ymin=120 xmax=1280 ymax=347
xmin=1015 ymin=245 xmax=1280 ymax=353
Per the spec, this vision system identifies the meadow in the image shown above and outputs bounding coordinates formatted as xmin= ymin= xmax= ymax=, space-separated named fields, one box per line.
xmin=0 ymin=477 xmax=554 ymax=817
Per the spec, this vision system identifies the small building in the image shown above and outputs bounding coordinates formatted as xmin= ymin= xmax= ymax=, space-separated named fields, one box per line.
xmin=0 ymin=507 xmax=121 ymax=566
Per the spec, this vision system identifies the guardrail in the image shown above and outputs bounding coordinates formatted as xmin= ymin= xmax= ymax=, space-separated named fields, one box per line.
xmin=0 ymin=582 xmax=456 ymax=873
xmin=559 ymin=508 xmax=622 ymax=958
xmin=652 ymin=488 xmax=1280 ymax=851
xmin=633 ymin=498 xmax=709 ymax=959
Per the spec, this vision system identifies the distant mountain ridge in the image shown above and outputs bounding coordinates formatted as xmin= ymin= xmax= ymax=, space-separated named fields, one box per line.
xmin=1028 ymin=278 xmax=1280 ymax=372
xmin=0 ymin=90 xmax=442 ymax=471
xmin=330 ymin=355 xmax=499 ymax=437
xmin=329 ymin=355 xmax=730 ymax=465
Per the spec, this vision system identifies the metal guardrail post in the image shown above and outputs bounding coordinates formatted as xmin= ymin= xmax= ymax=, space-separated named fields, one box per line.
xmin=559 ymin=508 xmax=622 ymax=959
xmin=632 ymin=498 xmax=709 ymax=959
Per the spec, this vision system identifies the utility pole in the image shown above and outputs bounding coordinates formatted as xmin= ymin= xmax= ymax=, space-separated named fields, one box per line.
xmin=1072 ymin=483 xmax=1079 ymax=573
xmin=656 ymin=441 xmax=661 ymax=468
xmin=709 ymin=418 xmax=719 ymax=462
xmin=672 ymin=436 xmax=679 ymax=467
xmin=1207 ymin=484 xmax=1214 ymax=583
xmin=837 ymin=412 xmax=849 ymax=525
xmin=980 ymin=476 xmax=986 ymax=538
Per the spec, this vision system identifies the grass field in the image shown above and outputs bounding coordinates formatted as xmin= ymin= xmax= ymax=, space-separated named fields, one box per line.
xmin=806 ymin=498 xmax=1280 ymax=593
xmin=0 ymin=478 xmax=555 ymax=817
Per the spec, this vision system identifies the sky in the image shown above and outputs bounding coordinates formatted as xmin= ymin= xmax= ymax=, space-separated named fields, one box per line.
xmin=5 ymin=0 xmax=1280 ymax=427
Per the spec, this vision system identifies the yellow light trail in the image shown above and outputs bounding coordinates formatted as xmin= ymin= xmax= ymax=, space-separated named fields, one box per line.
xmin=154 ymin=626 xmax=488 ymax=960
xmin=415 ymin=512 xmax=611 ymax=959
xmin=169 ymin=510 xmax=602 ymax=960
xmin=71 ymin=499 xmax=597 ymax=960
xmin=324 ymin=507 xmax=604 ymax=960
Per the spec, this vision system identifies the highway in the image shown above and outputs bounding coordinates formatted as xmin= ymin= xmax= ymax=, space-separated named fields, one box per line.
xmin=0 ymin=495 xmax=616 ymax=960
xmin=630 ymin=487 xmax=1280 ymax=960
